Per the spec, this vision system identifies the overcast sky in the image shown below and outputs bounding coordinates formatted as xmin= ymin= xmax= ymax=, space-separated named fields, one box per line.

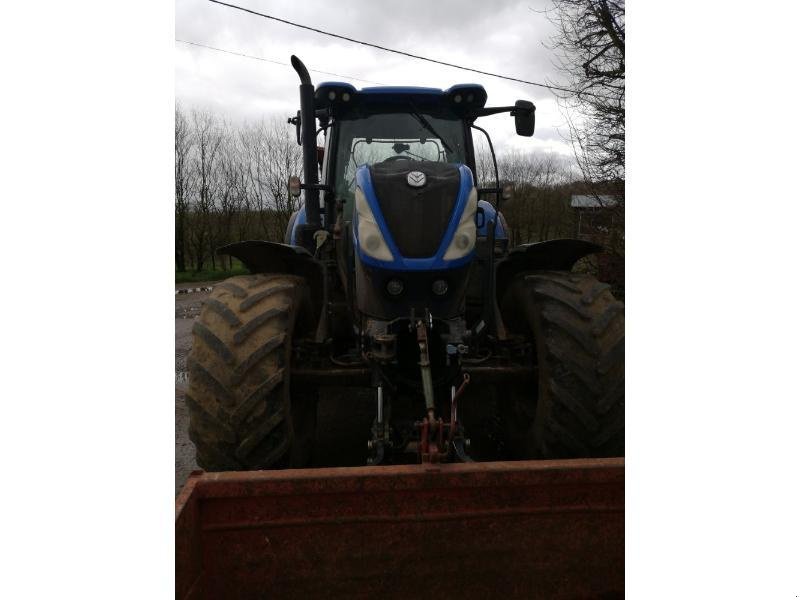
xmin=175 ymin=0 xmax=573 ymax=158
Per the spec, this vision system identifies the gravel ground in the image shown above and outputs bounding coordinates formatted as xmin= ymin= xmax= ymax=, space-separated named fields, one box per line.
xmin=175 ymin=286 xmax=209 ymax=495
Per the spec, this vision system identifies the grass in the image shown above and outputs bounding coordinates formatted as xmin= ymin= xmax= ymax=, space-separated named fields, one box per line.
xmin=175 ymin=264 xmax=249 ymax=284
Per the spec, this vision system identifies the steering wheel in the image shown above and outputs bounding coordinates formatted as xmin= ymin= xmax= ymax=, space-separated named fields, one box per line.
xmin=383 ymin=155 xmax=413 ymax=162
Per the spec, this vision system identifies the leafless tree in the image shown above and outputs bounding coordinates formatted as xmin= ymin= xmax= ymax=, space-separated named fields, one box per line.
xmin=239 ymin=117 xmax=303 ymax=241
xmin=226 ymin=133 xmax=253 ymax=246
xmin=175 ymin=104 xmax=194 ymax=272
xmin=238 ymin=123 xmax=270 ymax=241
xmin=176 ymin=108 xmax=311 ymax=272
xmin=217 ymin=121 xmax=248 ymax=270
xmin=543 ymin=0 xmax=625 ymax=289
xmin=545 ymin=0 xmax=625 ymax=190
xmin=190 ymin=109 xmax=224 ymax=271
xmin=495 ymin=151 xmax=576 ymax=245
xmin=262 ymin=116 xmax=304 ymax=239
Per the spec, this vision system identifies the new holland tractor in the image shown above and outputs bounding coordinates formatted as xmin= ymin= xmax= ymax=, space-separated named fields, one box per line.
xmin=185 ymin=56 xmax=624 ymax=471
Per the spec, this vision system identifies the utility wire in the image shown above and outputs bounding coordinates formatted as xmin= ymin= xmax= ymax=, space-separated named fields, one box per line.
xmin=176 ymin=39 xmax=386 ymax=85
xmin=208 ymin=0 xmax=580 ymax=95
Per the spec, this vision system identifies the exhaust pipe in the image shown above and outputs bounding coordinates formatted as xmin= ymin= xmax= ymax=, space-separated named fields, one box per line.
xmin=290 ymin=55 xmax=321 ymax=230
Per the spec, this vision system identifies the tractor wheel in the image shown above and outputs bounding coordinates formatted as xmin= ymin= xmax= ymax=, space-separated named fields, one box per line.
xmin=500 ymin=271 xmax=624 ymax=458
xmin=186 ymin=274 xmax=316 ymax=471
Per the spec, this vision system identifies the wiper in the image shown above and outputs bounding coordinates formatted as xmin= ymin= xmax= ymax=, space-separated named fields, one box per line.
xmin=393 ymin=143 xmax=429 ymax=161
xmin=408 ymin=101 xmax=453 ymax=154
xmin=402 ymin=149 xmax=430 ymax=161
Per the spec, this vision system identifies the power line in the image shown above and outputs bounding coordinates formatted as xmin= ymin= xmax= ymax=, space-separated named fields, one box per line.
xmin=176 ymin=39 xmax=386 ymax=85
xmin=207 ymin=0 xmax=579 ymax=95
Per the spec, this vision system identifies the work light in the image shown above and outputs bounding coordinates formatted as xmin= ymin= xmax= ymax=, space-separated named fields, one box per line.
xmin=443 ymin=187 xmax=477 ymax=260
xmin=356 ymin=187 xmax=393 ymax=261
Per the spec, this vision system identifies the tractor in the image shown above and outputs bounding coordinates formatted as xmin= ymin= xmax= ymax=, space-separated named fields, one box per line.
xmin=185 ymin=56 xmax=624 ymax=471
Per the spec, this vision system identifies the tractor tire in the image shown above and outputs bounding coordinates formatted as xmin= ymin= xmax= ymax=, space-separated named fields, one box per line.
xmin=186 ymin=274 xmax=316 ymax=471
xmin=500 ymin=271 xmax=624 ymax=459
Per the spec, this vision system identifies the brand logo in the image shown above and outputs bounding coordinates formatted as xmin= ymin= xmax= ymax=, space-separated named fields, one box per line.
xmin=406 ymin=171 xmax=426 ymax=187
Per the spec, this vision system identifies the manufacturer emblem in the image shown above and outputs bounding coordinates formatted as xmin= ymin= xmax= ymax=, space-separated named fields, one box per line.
xmin=407 ymin=171 xmax=427 ymax=187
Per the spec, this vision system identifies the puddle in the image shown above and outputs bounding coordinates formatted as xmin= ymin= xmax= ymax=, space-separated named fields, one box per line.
xmin=175 ymin=306 xmax=201 ymax=319
xmin=176 ymin=286 xmax=214 ymax=295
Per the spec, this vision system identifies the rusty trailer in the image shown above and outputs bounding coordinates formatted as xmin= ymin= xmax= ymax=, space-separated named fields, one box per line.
xmin=176 ymin=458 xmax=624 ymax=599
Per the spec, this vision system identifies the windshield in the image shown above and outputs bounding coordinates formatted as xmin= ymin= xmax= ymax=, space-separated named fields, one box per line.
xmin=333 ymin=111 xmax=467 ymax=216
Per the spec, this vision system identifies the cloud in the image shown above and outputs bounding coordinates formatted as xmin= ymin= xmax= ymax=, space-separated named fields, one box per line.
xmin=176 ymin=0 xmax=574 ymax=157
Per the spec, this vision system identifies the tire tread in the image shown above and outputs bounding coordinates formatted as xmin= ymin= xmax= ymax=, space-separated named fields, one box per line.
xmin=186 ymin=274 xmax=306 ymax=470
xmin=504 ymin=271 xmax=624 ymax=458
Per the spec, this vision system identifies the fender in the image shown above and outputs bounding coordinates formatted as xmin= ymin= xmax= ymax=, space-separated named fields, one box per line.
xmin=284 ymin=210 xmax=300 ymax=245
xmin=495 ymin=238 xmax=603 ymax=301
xmin=476 ymin=200 xmax=508 ymax=240
xmin=217 ymin=240 xmax=326 ymax=338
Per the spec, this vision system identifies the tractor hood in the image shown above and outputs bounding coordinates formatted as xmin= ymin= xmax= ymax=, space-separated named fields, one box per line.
xmin=353 ymin=161 xmax=477 ymax=271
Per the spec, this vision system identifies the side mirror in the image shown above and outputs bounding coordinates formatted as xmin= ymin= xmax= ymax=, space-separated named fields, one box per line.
xmin=288 ymin=176 xmax=302 ymax=198
xmin=513 ymin=100 xmax=535 ymax=137
xmin=292 ymin=110 xmax=302 ymax=145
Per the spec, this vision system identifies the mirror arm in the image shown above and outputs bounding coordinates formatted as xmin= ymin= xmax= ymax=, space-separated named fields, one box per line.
xmin=478 ymin=187 xmax=502 ymax=196
xmin=472 ymin=106 xmax=516 ymax=118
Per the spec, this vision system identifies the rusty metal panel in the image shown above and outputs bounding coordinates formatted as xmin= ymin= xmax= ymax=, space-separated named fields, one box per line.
xmin=175 ymin=471 xmax=204 ymax=599
xmin=176 ymin=459 xmax=624 ymax=599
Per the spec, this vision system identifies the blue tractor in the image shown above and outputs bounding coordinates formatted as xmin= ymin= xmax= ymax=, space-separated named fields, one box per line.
xmin=186 ymin=56 xmax=624 ymax=469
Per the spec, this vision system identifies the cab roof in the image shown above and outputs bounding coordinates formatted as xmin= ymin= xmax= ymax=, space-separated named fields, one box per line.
xmin=314 ymin=82 xmax=488 ymax=115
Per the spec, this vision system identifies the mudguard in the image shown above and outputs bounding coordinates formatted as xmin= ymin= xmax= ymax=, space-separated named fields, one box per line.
xmin=496 ymin=238 xmax=603 ymax=301
xmin=476 ymin=200 xmax=508 ymax=239
xmin=284 ymin=210 xmax=300 ymax=245
xmin=217 ymin=240 xmax=326 ymax=335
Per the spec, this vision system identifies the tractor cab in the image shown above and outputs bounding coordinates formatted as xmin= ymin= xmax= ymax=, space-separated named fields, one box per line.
xmin=314 ymin=82 xmax=483 ymax=219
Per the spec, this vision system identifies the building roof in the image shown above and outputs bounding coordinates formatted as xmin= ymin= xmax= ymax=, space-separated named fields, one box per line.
xmin=570 ymin=194 xmax=619 ymax=209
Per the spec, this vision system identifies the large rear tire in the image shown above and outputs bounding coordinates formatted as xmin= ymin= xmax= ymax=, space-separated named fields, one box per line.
xmin=186 ymin=274 xmax=316 ymax=471
xmin=500 ymin=271 xmax=624 ymax=458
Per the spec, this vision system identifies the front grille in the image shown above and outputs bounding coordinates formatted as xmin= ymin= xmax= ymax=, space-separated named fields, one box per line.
xmin=370 ymin=161 xmax=460 ymax=258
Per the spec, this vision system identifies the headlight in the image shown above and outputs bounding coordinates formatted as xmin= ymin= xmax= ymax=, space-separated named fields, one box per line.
xmin=443 ymin=186 xmax=477 ymax=260
xmin=355 ymin=187 xmax=393 ymax=261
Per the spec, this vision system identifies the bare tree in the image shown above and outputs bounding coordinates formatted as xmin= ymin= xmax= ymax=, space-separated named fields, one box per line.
xmin=227 ymin=132 xmax=253 ymax=245
xmin=262 ymin=116 xmax=304 ymax=240
xmin=495 ymin=151 xmax=575 ymax=245
xmin=176 ymin=108 xmax=310 ymax=271
xmin=190 ymin=109 xmax=224 ymax=271
xmin=240 ymin=117 xmax=303 ymax=241
xmin=217 ymin=122 xmax=244 ymax=269
xmin=544 ymin=0 xmax=625 ymax=290
xmin=175 ymin=103 xmax=194 ymax=272
xmin=239 ymin=123 xmax=271 ymax=241
xmin=546 ymin=0 xmax=625 ymax=190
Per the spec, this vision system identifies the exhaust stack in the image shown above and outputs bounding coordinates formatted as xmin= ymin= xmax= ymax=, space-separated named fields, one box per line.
xmin=291 ymin=55 xmax=322 ymax=231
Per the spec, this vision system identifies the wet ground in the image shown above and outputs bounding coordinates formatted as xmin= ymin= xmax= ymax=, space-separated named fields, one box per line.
xmin=175 ymin=283 xmax=212 ymax=495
